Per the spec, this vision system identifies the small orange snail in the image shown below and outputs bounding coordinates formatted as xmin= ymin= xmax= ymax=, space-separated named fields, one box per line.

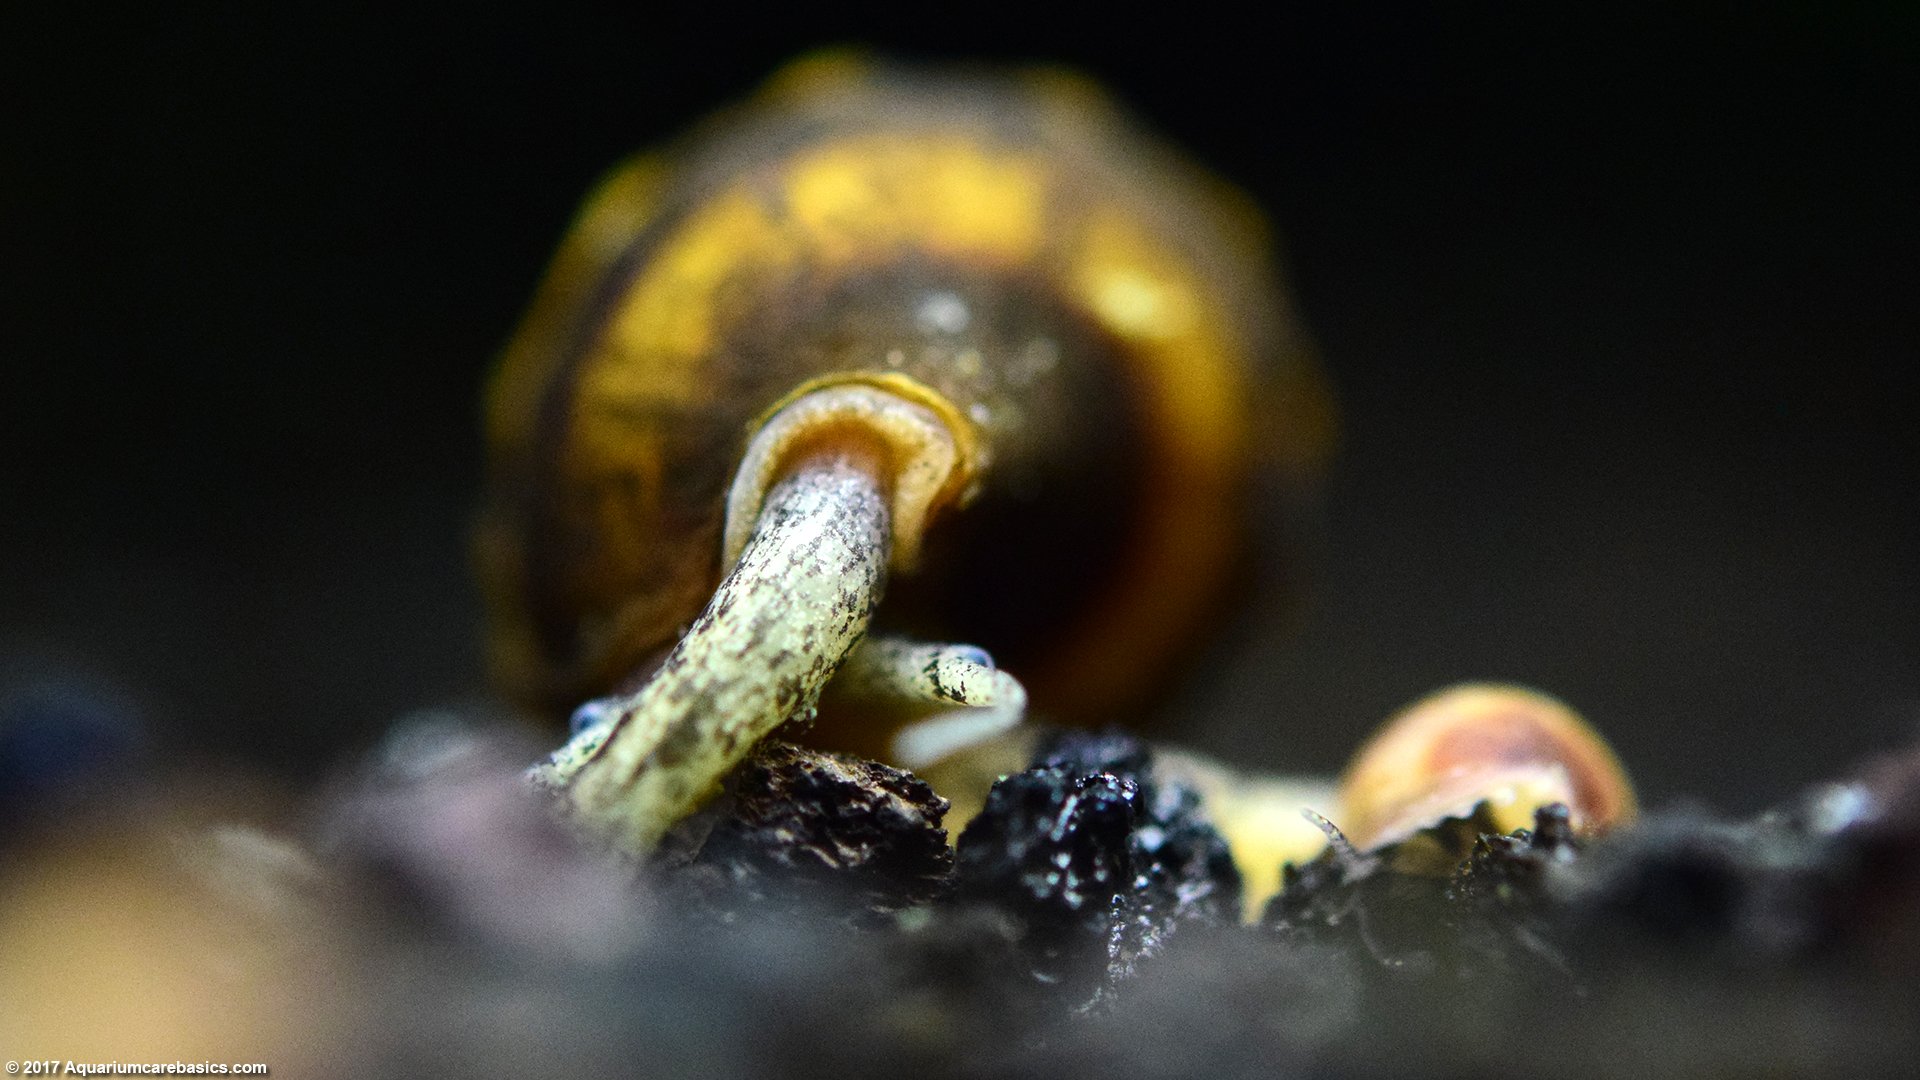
xmin=1335 ymin=683 xmax=1638 ymax=851
xmin=477 ymin=53 xmax=1332 ymax=852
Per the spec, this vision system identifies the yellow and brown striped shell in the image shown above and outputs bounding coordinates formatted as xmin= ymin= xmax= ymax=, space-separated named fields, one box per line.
xmin=478 ymin=52 xmax=1332 ymax=725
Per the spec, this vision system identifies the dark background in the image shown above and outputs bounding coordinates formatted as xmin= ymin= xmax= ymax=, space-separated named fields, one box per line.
xmin=3 ymin=5 xmax=1914 ymax=811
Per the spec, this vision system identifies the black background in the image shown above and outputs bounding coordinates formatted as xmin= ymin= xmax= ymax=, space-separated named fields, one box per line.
xmin=4 ymin=5 xmax=1915 ymax=811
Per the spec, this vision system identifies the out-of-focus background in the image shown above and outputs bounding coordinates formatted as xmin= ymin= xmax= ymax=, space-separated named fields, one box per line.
xmin=3 ymin=6 xmax=1914 ymax=812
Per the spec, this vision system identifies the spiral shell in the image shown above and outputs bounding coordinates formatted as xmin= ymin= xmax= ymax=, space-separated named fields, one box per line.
xmin=479 ymin=52 xmax=1331 ymax=723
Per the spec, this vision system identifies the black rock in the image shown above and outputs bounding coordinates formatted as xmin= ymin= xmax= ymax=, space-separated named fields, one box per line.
xmin=953 ymin=728 xmax=1242 ymax=1003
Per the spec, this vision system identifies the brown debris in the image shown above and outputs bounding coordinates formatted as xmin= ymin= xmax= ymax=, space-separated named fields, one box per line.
xmin=659 ymin=740 xmax=954 ymax=919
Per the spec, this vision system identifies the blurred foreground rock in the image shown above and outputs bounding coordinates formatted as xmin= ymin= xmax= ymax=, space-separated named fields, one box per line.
xmin=6 ymin=713 xmax=1920 ymax=1078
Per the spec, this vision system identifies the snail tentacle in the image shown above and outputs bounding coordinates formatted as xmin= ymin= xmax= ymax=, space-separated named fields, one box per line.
xmin=831 ymin=635 xmax=1029 ymax=770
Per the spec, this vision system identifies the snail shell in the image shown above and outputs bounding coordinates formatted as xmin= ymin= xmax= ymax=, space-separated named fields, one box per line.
xmin=1336 ymin=683 xmax=1638 ymax=850
xmin=478 ymin=52 xmax=1331 ymax=725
